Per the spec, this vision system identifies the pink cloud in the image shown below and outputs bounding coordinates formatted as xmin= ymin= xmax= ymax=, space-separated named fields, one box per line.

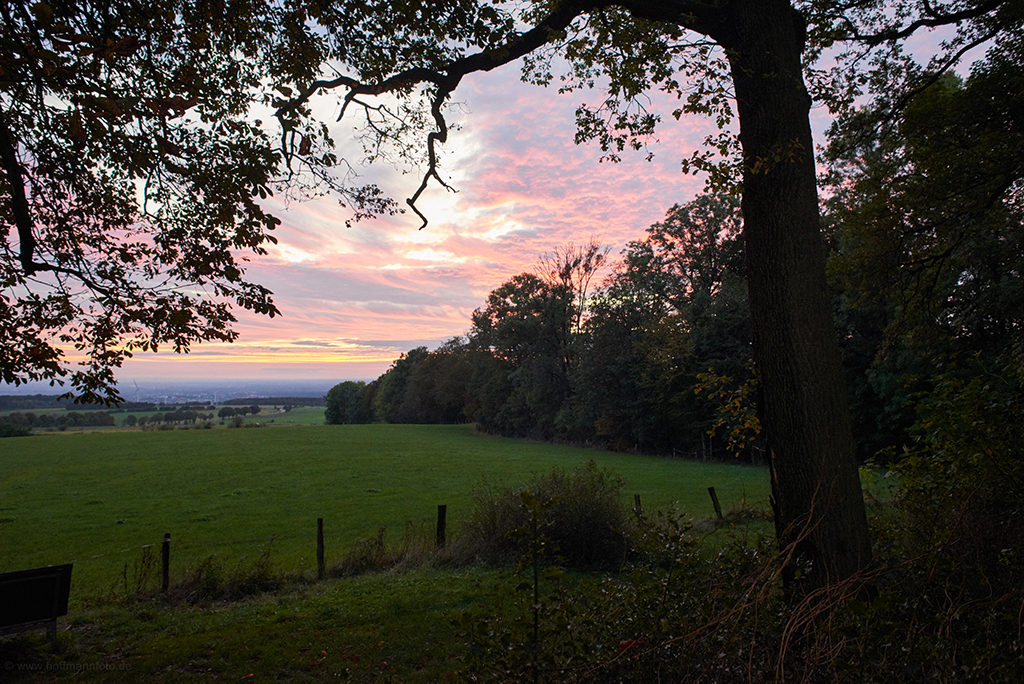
xmin=116 ymin=63 xmax=732 ymax=381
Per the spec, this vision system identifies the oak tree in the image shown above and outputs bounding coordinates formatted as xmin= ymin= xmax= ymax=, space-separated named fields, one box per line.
xmin=1 ymin=0 xmax=397 ymax=403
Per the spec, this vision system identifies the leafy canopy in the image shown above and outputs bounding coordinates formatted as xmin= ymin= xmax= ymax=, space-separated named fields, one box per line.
xmin=1 ymin=0 xmax=397 ymax=402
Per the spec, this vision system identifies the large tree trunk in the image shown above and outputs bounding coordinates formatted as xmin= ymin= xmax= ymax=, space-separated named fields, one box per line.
xmin=720 ymin=0 xmax=872 ymax=590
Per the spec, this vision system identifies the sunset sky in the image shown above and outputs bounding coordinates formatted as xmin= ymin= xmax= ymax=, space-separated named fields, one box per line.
xmin=14 ymin=27 xmax=951 ymax=390
xmin=115 ymin=65 xmax=751 ymax=384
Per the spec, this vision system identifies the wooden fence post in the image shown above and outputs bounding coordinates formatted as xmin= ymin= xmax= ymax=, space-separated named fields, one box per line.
xmin=317 ymin=518 xmax=325 ymax=580
xmin=161 ymin=533 xmax=170 ymax=594
xmin=633 ymin=494 xmax=643 ymax=516
xmin=707 ymin=487 xmax=724 ymax=520
xmin=436 ymin=505 xmax=447 ymax=549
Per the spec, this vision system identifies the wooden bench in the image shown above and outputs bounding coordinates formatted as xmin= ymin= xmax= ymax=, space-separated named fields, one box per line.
xmin=0 ymin=564 xmax=73 ymax=651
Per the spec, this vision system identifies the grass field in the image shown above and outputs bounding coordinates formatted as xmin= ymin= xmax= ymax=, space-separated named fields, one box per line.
xmin=246 ymin=406 xmax=328 ymax=425
xmin=1 ymin=425 xmax=770 ymax=682
xmin=2 ymin=565 xmax=516 ymax=682
xmin=1 ymin=424 xmax=769 ymax=603
xmin=1 ymin=404 xmax=327 ymax=429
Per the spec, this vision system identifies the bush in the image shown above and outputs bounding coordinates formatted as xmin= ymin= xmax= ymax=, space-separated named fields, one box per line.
xmin=842 ymin=372 xmax=1024 ymax=681
xmin=455 ymin=460 xmax=631 ymax=569
xmin=454 ymin=400 xmax=1024 ymax=684
xmin=889 ymin=374 xmax=1023 ymax=557
xmin=456 ymin=510 xmax=794 ymax=684
xmin=0 ymin=419 xmax=32 ymax=437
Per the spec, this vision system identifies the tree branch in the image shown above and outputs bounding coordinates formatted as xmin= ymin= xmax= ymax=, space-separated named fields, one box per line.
xmin=893 ymin=26 xmax=1000 ymax=107
xmin=278 ymin=0 xmax=603 ymax=228
xmin=844 ymin=0 xmax=1006 ymax=46
xmin=0 ymin=106 xmax=37 ymax=275
xmin=22 ymin=260 xmax=119 ymax=299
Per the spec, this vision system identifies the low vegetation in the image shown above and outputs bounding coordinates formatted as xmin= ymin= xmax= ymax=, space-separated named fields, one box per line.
xmin=5 ymin=387 xmax=1017 ymax=682
xmin=456 ymin=461 xmax=632 ymax=569
xmin=0 ymin=424 xmax=768 ymax=600
xmin=3 ymin=397 xmax=1021 ymax=682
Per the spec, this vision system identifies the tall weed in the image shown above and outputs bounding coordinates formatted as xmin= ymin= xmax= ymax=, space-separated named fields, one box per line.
xmin=164 ymin=538 xmax=283 ymax=604
xmin=329 ymin=522 xmax=435 ymax=576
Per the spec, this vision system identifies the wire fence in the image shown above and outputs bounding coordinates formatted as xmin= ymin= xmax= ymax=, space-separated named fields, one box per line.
xmin=14 ymin=504 xmax=458 ymax=601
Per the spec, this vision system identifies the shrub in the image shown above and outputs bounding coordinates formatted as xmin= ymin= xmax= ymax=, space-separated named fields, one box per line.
xmin=0 ymin=419 xmax=32 ymax=437
xmin=454 ymin=419 xmax=1024 ymax=684
xmin=841 ymin=372 xmax=1024 ymax=681
xmin=455 ymin=510 xmax=794 ymax=684
xmin=889 ymin=374 xmax=1023 ymax=559
xmin=454 ymin=460 xmax=631 ymax=569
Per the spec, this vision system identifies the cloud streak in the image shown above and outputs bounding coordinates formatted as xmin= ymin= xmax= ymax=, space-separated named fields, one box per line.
xmin=117 ymin=66 xmax=726 ymax=383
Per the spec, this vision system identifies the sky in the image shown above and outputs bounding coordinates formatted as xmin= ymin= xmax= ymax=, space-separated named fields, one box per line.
xmin=9 ymin=25 xmax=955 ymax=391
xmin=109 ymin=64 xmax=742 ymax=384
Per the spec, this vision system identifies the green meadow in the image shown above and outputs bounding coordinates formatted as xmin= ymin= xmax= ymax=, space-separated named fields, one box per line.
xmin=0 ymin=424 xmax=769 ymax=603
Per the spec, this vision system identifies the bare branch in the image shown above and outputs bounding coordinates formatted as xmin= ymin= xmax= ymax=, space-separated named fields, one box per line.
xmin=895 ymin=26 xmax=1001 ymax=106
xmin=844 ymin=0 xmax=1006 ymax=46
xmin=279 ymin=0 xmax=601 ymax=228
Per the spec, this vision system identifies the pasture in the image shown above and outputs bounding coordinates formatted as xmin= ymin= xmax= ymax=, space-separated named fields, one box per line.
xmin=0 ymin=424 xmax=769 ymax=603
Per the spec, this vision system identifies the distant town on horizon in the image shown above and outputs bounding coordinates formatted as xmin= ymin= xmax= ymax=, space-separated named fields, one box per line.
xmin=0 ymin=377 xmax=355 ymax=404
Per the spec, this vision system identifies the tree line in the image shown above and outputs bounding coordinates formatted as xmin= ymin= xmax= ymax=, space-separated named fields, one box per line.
xmin=329 ymin=65 xmax=1023 ymax=470
xmin=223 ymin=397 xmax=326 ymax=407
xmin=326 ymin=196 xmax=757 ymax=459
xmin=327 ymin=205 xmax=753 ymax=458
xmin=1 ymin=410 xmax=117 ymax=433
xmin=0 ymin=396 xmax=164 ymax=412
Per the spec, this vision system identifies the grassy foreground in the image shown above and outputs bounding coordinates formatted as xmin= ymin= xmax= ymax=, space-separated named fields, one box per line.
xmin=1 ymin=424 xmax=769 ymax=602
xmin=5 ymin=425 xmax=1022 ymax=681
xmin=1 ymin=566 xmax=515 ymax=682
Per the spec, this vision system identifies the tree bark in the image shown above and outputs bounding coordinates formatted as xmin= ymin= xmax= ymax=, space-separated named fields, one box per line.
xmin=717 ymin=0 xmax=872 ymax=590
